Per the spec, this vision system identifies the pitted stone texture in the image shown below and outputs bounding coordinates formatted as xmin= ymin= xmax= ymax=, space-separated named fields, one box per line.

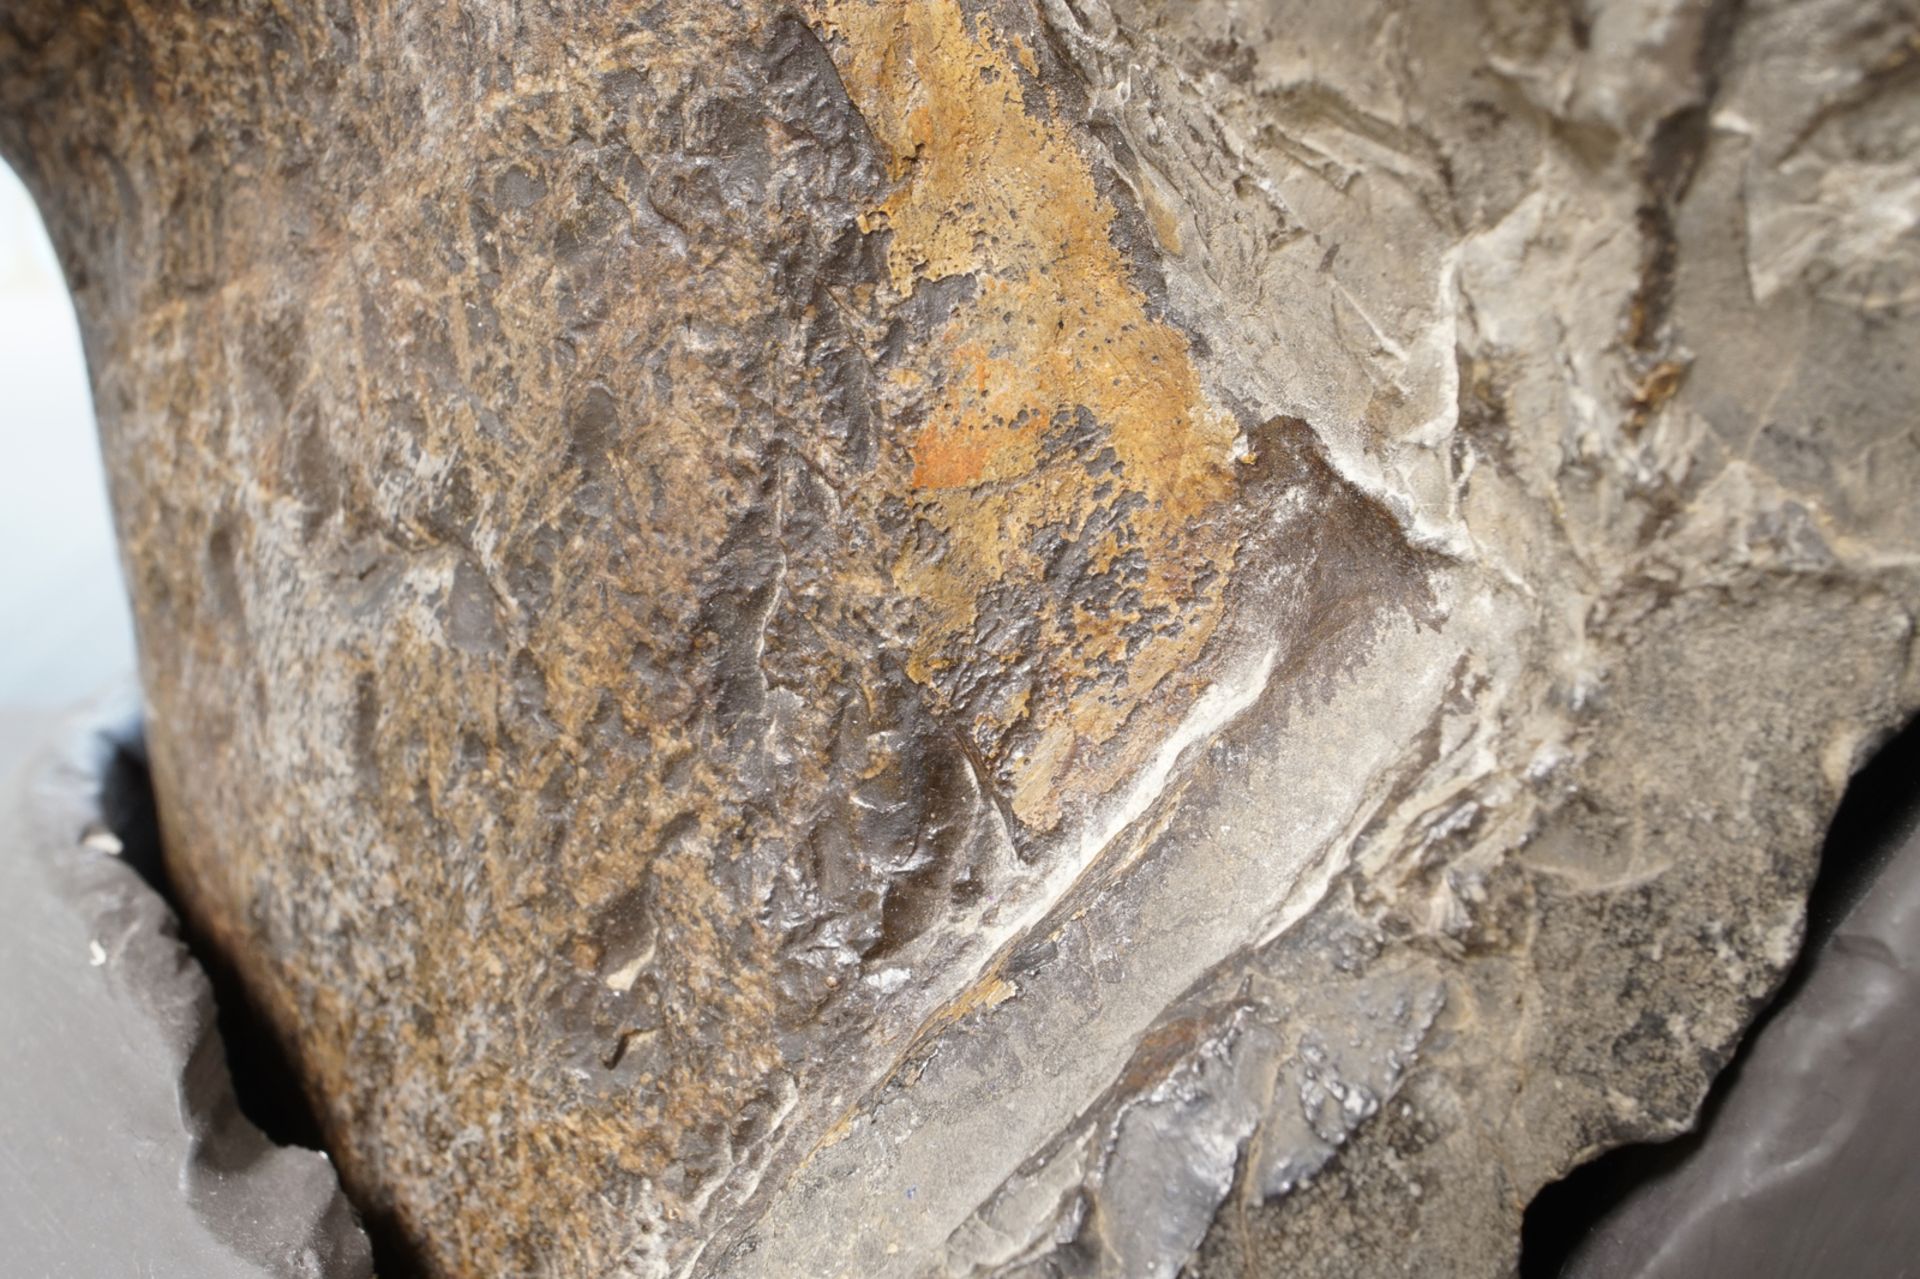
xmin=2 ymin=0 xmax=1917 ymax=1276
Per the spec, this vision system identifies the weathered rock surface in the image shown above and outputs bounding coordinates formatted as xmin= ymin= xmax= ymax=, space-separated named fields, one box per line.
xmin=1559 ymin=725 xmax=1920 ymax=1279
xmin=2 ymin=0 xmax=1916 ymax=1275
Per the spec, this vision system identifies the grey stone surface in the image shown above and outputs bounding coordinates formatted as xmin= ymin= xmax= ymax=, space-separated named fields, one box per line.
xmin=0 ymin=701 xmax=370 ymax=1279
xmin=1563 ymin=747 xmax=1920 ymax=1278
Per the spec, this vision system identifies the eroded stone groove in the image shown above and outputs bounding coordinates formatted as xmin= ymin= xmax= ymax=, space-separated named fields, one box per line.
xmin=2 ymin=0 xmax=1917 ymax=1275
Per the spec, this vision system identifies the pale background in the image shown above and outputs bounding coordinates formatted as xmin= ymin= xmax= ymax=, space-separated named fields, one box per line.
xmin=0 ymin=160 xmax=138 ymax=707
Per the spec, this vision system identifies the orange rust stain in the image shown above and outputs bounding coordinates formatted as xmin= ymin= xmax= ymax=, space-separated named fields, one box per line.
xmin=810 ymin=0 xmax=1242 ymax=828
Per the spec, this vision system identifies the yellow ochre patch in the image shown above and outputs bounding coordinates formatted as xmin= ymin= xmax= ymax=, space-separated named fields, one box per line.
xmin=809 ymin=0 xmax=1245 ymax=830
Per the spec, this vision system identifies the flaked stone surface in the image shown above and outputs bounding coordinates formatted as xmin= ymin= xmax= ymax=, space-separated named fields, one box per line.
xmin=2 ymin=0 xmax=1916 ymax=1275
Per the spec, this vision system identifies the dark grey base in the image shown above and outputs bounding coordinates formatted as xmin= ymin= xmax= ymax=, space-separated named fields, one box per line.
xmin=0 ymin=698 xmax=370 ymax=1279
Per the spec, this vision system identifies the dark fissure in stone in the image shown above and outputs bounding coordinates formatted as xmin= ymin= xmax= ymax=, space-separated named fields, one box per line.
xmin=99 ymin=730 xmax=425 ymax=1278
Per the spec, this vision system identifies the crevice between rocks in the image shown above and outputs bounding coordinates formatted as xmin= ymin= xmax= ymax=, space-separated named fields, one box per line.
xmin=100 ymin=736 xmax=327 ymax=1152
xmin=97 ymin=729 xmax=425 ymax=1278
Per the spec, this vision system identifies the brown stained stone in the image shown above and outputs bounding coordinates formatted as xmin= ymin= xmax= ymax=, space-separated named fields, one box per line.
xmin=3 ymin=0 xmax=1918 ymax=1276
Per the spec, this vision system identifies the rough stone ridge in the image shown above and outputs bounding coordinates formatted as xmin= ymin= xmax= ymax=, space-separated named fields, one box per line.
xmin=2 ymin=0 xmax=1916 ymax=1275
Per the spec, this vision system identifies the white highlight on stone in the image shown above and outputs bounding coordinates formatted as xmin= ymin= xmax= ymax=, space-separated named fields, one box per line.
xmin=603 ymin=953 xmax=648 ymax=993
xmin=1075 ymin=641 xmax=1281 ymax=873
xmin=79 ymin=825 xmax=123 ymax=856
